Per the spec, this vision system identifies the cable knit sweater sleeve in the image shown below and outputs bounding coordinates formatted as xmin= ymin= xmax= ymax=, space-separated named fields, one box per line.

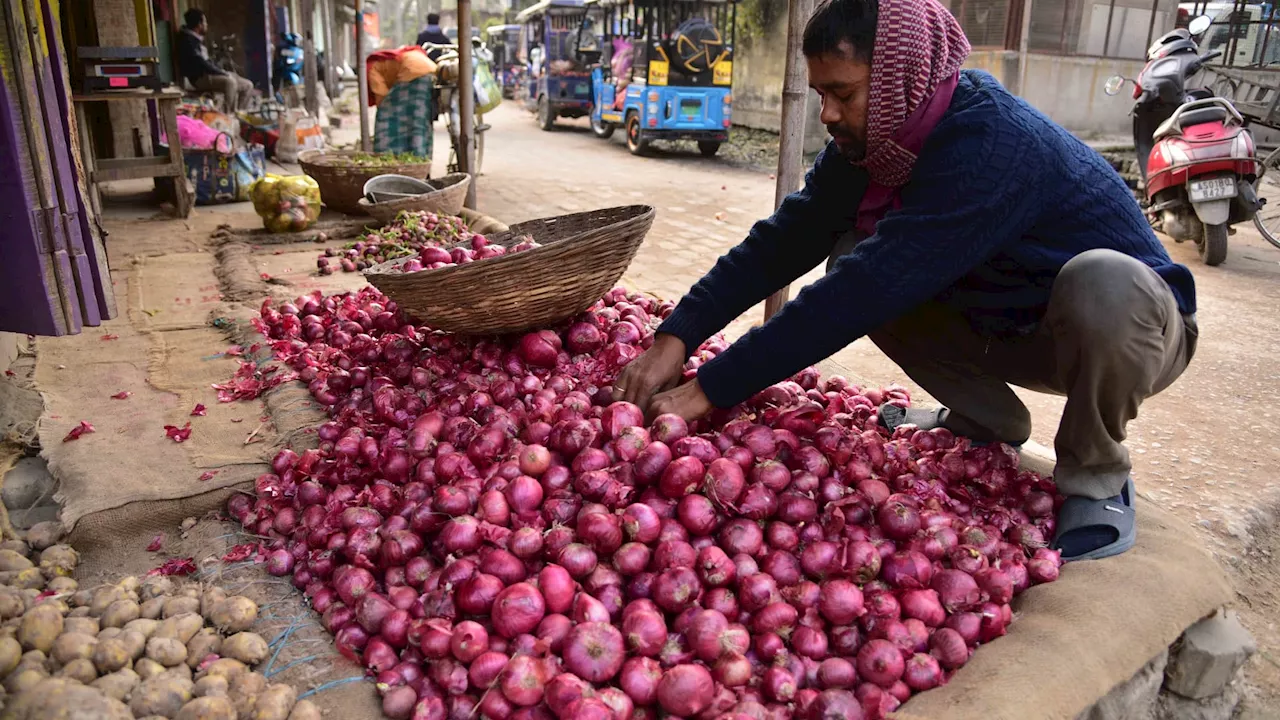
xmin=693 ymin=100 xmax=1053 ymax=409
xmin=655 ymin=146 xmax=866 ymax=355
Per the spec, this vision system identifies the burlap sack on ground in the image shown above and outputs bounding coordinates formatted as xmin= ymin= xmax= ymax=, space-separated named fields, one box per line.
xmin=893 ymin=497 xmax=1232 ymax=720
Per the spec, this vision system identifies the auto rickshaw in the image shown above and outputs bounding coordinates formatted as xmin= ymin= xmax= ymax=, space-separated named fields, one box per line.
xmin=582 ymin=0 xmax=735 ymax=156
xmin=515 ymin=0 xmax=598 ymax=129
xmin=485 ymin=24 xmax=524 ymax=99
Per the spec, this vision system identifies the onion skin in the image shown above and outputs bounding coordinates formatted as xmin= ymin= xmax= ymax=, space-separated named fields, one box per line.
xmin=657 ymin=664 xmax=715 ymax=716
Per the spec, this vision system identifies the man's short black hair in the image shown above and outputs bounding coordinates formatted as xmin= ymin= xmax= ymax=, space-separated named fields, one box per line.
xmin=184 ymin=8 xmax=205 ymax=29
xmin=427 ymin=13 xmax=441 ymax=25
xmin=802 ymin=0 xmax=879 ymax=62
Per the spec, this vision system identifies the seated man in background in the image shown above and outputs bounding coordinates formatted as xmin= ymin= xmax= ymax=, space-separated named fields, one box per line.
xmin=177 ymin=9 xmax=253 ymax=113
xmin=418 ymin=13 xmax=452 ymax=61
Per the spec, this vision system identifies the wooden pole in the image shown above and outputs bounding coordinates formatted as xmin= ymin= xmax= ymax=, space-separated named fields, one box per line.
xmin=457 ymin=0 xmax=477 ymax=209
xmin=763 ymin=0 xmax=811 ymax=321
xmin=320 ymin=0 xmax=337 ymax=99
xmin=356 ymin=0 xmax=371 ymax=150
xmin=302 ymin=0 xmax=320 ymax=117
xmin=1017 ymin=0 xmax=1033 ymax=96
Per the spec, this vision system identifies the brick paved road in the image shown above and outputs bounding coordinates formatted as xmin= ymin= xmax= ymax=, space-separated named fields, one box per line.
xmin=452 ymin=103 xmax=1280 ymax=559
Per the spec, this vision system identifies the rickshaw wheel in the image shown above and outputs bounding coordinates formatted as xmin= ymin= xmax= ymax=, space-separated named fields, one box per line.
xmin=625 ymin=113 xmax=649 ymax=156
xmin=537 ymin=95 xmax=555 ymax=131
xmin=697 ymin=141 xmax=721 ymax=158
xmin=591 ymin=113 xmax=615 ymax=140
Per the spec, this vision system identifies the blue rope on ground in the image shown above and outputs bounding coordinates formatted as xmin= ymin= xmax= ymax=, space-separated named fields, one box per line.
xmin=298 ymin=676 xmax=366 ymax=699
xmin=266 ymin=655 xmax=320 ymax=678
xmin=264 ymin=620 xmax=301 ymax=675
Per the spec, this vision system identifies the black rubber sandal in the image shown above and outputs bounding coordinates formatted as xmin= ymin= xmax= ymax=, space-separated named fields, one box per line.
xmin=1051 ymin=477 xmax=1137 ymax=562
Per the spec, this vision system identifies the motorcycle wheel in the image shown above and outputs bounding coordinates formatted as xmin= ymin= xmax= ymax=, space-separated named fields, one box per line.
xmin=1199 ymin=223 xmax=1229 ymax=266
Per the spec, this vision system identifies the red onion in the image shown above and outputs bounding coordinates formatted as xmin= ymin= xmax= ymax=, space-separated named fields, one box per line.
xmin=500 ymin=655 xmax=547 ymax=706
xmin=491 ymin=582 xmax=546 ymax=639
xmin=846 ymin=541 xmax=883 ymax=584
xmin=902 ymin=653 xmax=942 ymax=691
xmin=810 ymin=689 xmax=863 ymax=720
xmin=762 ymin=666 xmax=797 ymax=703
xmin=657 ymin=664 xmax=715 ymax=716
xmin=450 ymin=621 xmax=488 ymax=663
xmin=659 ymin=456 xmax=705 ymax=499
xmin=1028 ymin=555 xmax=1061 ymax=584
xmin=856 ymin=639 xmax=905 ymax=689
xmin=818 ymin=580 xmax=865 ymax=625
xmin=900 ymin=589 xmax=946 ymax=628
xmin=817 ymin=658 xmax=856 ymax=690
xmin=931 ymin=569 xmax=982 ymax=613
xmin=792 ymin=625 xmax=829 ymax=659
xmin=562 ymin=622 xmax=625 ymax=682
xmin=751 ymin=602 xmax=797 ymax=637
xmin=622 ymin=610 xmax=667 ymax=657
xmin=469 ymin=651 xmax=510 ymax=689
xmin=545 ymin=674 xmax=593 ymax=715
xmin=677 ymin=494 xmax=719 ymax=536
xmin=652 ymin=567 xmax=701 ymax=614
xmin=929 ymin=627 xmax=969 ymax=669
xmin=557 ymin=543 xmax=599 ymax=578
xmin=456 ymin=574 xmax=504 ymax=615
xmin=881 ymin=550 xmax=933 ymax=590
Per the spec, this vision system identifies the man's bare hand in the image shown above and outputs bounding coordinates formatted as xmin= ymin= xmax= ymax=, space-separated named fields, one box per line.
xmin=648 ymin=379 xmax=713 ymax=423
xmin=612 ymin=333 xmax=687 ymax=414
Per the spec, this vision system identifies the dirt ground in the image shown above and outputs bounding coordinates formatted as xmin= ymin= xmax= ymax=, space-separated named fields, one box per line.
xmin=7 ymin=99 xmax=1280 ymax=714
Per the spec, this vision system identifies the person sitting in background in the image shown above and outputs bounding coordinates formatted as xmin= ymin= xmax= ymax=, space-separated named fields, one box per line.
xmin=417 ymin=13 xmax=452 ymax=61
xmin=177 ymin=9 xmax=253 ymax=113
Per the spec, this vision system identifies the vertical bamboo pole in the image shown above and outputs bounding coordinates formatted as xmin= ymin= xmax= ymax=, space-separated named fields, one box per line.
xmin=458 ymin=0 xmax=477 ymax=209
xmin=302 ymin=0 xmax=320 ymax=117
xmin=356 ymin=0 xmax=371 ymax=150
xmin=764 ymin=0 xmax=812 ymax=321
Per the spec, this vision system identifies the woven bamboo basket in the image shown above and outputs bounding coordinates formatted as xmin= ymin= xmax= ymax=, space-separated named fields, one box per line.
xmin=299 ymin=150 xmax=432 ymax=215
xmin=357 ymin=173 xmax=472 ymax=223
xmin=365 ymin=205 xmax=655 ymax=335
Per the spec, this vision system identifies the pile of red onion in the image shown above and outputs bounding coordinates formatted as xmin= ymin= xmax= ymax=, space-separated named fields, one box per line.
xmin=232 ymin=286 xmax=1063 ymax=720
xmin=317 ymin=208 xmax=541 ymax=275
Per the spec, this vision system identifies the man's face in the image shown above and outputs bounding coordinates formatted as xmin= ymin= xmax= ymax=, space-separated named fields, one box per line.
xmin=197 ymin=19 xmax=208 ymax=34
xmin=807 ymin=44 xmax=871 ymax=160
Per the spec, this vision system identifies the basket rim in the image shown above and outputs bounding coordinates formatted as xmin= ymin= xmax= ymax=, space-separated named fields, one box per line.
xmin=360 ymin=173 xmax=472 ymax=210
xmin=363 ymin=204 xmax=655 ymax=281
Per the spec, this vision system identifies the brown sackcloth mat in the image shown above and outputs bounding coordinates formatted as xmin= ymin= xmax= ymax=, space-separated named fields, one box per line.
xmin=892 ymin=497 xmax=1232 ymax=720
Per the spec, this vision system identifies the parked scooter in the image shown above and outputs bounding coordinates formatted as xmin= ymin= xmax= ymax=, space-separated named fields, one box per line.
xmin=1105 ymin=15 xmax=1262 ymax=266
xmin=273 ymin=32 xmax=305 ymax=104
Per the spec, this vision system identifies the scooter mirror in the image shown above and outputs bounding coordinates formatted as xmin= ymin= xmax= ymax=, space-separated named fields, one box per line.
xmin=1104 ymin=75 xmax=1127 ymax=96
xmin=1188 ymin=15 xmax=1212 ymax=36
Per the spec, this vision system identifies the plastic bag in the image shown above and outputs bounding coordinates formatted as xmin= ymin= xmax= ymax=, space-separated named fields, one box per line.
xmin=276 ymin=110 xmax=326 ymax=163
xmin=474 ymin=61 xmax=502 ymax=115
xmin=250 ymin=174 xmax=322 ymax=232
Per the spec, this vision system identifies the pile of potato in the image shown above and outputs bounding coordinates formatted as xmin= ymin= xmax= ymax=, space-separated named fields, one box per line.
xmin=0 ymin=523 xmax=321 ymax=720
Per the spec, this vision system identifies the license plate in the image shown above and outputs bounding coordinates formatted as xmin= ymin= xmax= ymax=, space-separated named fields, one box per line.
xmin=1188 ymin=177 xmax=1237 ymax=202
xmin=576 ymin=83 xmax=589 ymax=94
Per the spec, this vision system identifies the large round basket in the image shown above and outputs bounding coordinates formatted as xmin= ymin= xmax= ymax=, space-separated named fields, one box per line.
xmin=365 ymin=205 xmax=655 ymax=335
xmin=298 ymin=150 xmax=432 ymax=215
xmin=357 ymin=173 xmax=472 ymax=224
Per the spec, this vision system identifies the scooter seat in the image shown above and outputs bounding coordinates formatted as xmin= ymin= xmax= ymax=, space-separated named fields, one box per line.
xmin=1154 ymin=105 xmax=1230 ymax=140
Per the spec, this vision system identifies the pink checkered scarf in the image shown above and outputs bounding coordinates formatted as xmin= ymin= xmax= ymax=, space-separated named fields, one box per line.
xmin=855 ymin=0 xmax=970 ymax=188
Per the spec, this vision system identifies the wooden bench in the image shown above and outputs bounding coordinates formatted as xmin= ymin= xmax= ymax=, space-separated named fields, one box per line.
xmin=72 ymin=87 xmax=192 ymax=218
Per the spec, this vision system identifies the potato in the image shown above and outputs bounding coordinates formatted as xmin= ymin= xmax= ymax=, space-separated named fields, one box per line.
xmin=121 ymin=629 xmax=148 ymax=660
xmin=130 ymin=671 xmax=195 ymax=718
xmin=102 ymin=599 xmax=141 ymax=629
xmin=141 ymin=576 xmax=175 ymax=600
xmin=90 ymin=586 xmax=130 ymax=616
xmin=0 ymin=539 xmax=30 ymax=556
xmin=68 ymin=605 xmax=91 ymax=618
xmin=119 ymin=576 xmax=142 ymax=595
xmin=70 ymin=588 xmax=93 ymax=608
xmin=25 ymin=521 xmax=65 ymax=551
xmin=209 ymin=597 xmax=258 ymax=634
xmin=0 ymin=549 xmax=34 ymax=572
xmin=194 ymin=675 xmax=229 ymax=698
xmin=220 ymin=633 xmax=268 ymax=666
xmin=63 ymin=616 xmax=99 ymax=636
xmin=287 ymin=699 xmax=322 ymax=720
xmin=98 ymin=627 xmax=123 ymax=641
xmin=57 ymin=656 xmax=98 ymax=683
xmin=186 ymin=629 xmax=222 ymax=669
xmin=20 ymin=649 xmax=47 ymax=667
xmin=136 ymin=657 xmax=167 ymax=681
xmin=175 ymin=695 xmax=238 ymax=720
xmin=201 ymin=587 xmax=228 ymax=617
xmin=8 ymin=678 xmax=134 ymax=719
xmin=147 ymin=637 xmax=189 ymax=667
xmin=181 ymin=587 xmax=200 ymax=600
xmin=155 ymin=613 xmax=204 ymax=645
xmin=0 ymin=589 xmax=25 ymax=621
xmin=4 ymin=666 xmax=46 ymax=694
xmin=92 ymin=667 xmax=141 ymax=701
xmin=126 ymin=618 xmax=160 ymax=639
xmin=18 ymin=603 xmax=63 ymax=652
xmin=51 ymin=632 xmax=98 ymax=665
xmin=196 ymin=658 xmax=246 ymax=682
xmin=164 ymin=596 xmax=201 ymax=618
xmin=37 ymin=544 xmax=79 ymax=577
xmin=248 ymin=682 xmax=297 ymax=720
xmin=45 ymin=575 xmax=78 ymax=594
xmin=142 ymin=596 xmax=167 ymax=620
xmin=91 ymin=637 xmax=132 ymax=674
xmin=228 ymin=671 xmax=267 ymax=718
xmin=0 ymin=635 xmax=19 ymax=676
xmin=8 ymin=567 xmax=45 ymax=589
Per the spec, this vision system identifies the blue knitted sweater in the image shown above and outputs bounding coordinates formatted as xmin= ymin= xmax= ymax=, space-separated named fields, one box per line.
xmin=657 ymin=70 xmax=1197 ymax=409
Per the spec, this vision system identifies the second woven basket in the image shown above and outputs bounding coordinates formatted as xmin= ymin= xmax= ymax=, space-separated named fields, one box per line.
xmin=365 ymin=205 xmax=654 ymax=335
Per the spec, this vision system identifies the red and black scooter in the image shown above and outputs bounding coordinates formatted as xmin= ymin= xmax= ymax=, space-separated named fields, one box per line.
xmin=1105 ymin=16 xmax=1261 ymax=266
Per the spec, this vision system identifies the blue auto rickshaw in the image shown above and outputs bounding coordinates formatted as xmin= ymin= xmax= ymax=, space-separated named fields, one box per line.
xmin=582 ymin=0 xmax=735 ymax=156
xmin=485 ymin=24 xmax=524 ymax=99
xmin=515 ymin=0 xmax=598 ymax=130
